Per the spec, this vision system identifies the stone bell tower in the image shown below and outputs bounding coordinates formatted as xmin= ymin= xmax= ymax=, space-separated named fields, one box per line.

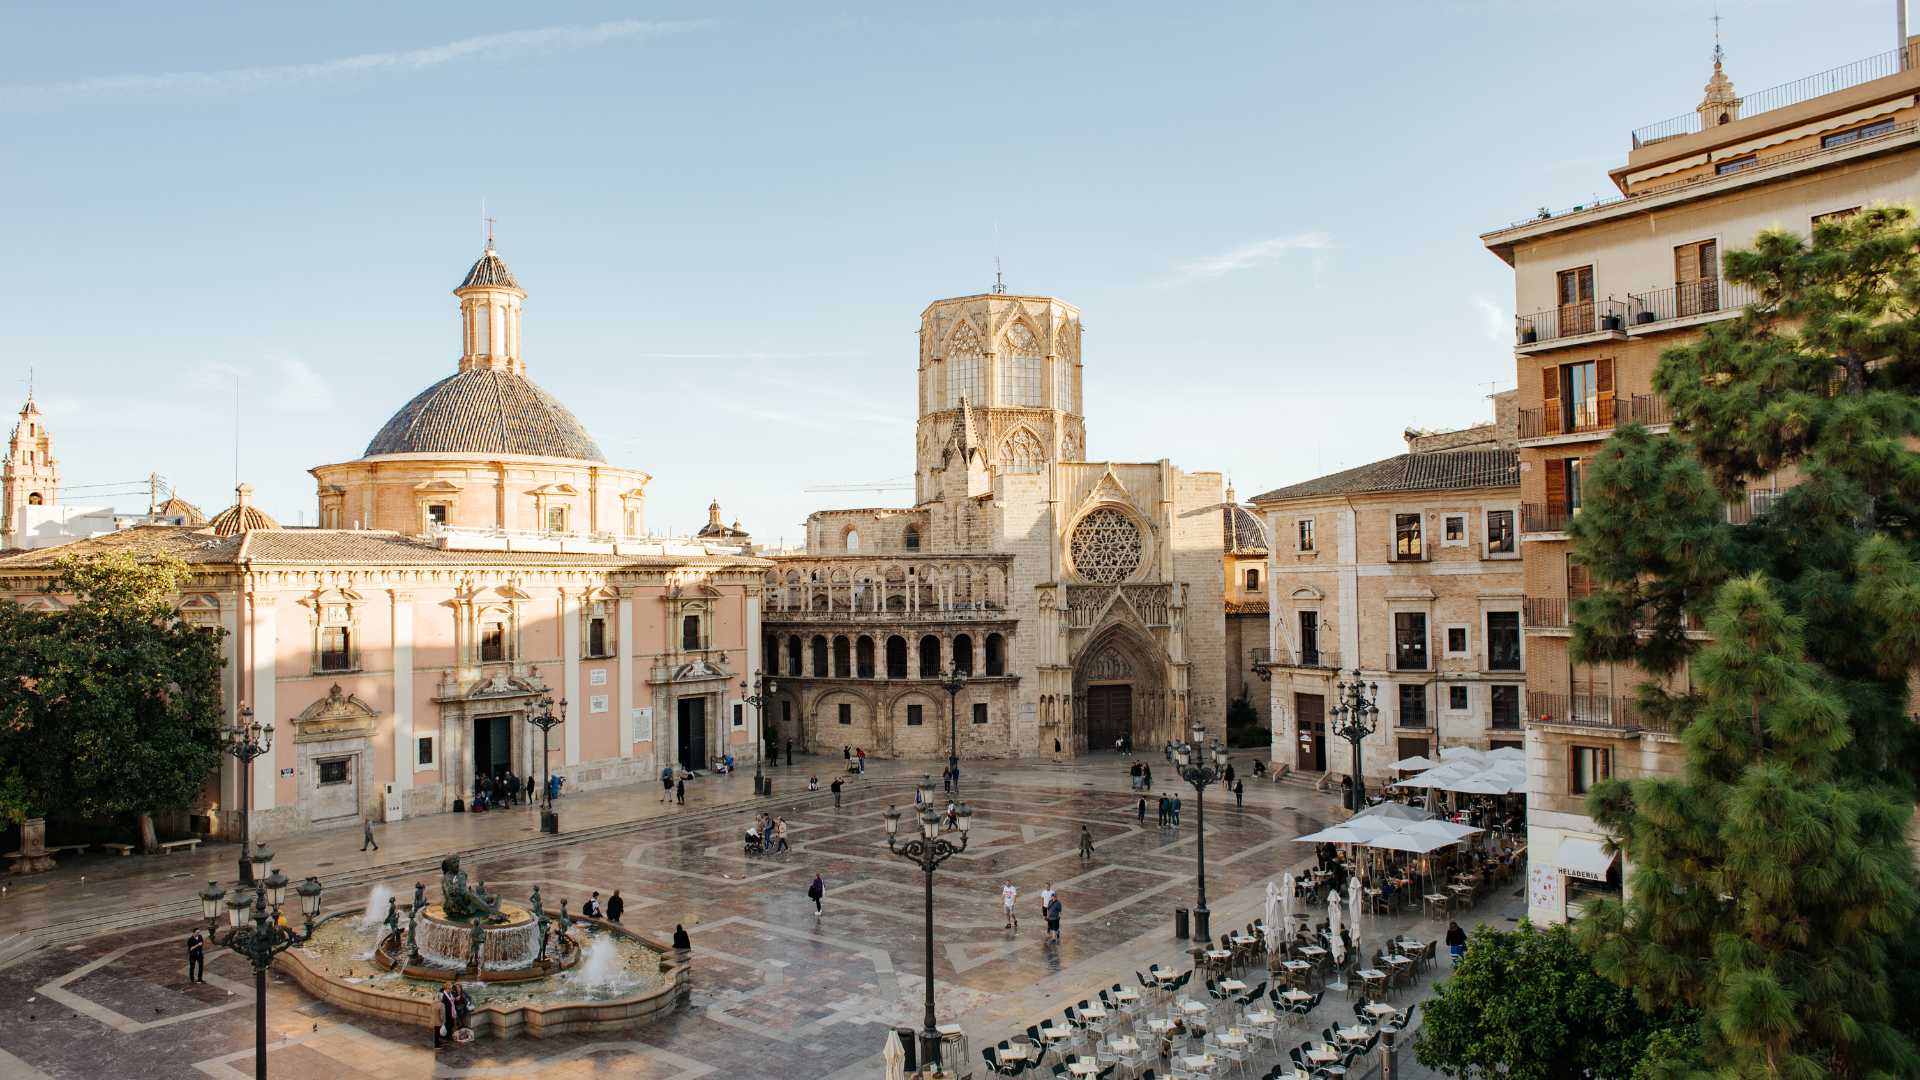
xmin=913 ymin=291 xmax=1087 ymax=504
xmin=2 ymin=393 xmax=59 ymax=548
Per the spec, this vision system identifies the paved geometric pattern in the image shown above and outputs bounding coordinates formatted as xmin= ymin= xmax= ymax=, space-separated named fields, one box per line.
xmin=0 ymin=767 xmax=1347 ymax=1078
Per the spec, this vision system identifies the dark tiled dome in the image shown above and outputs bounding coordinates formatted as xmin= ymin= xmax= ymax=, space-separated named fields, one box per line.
xmin=459 ymin=249 xmax=521 ymax=290
xmin=1223 ymin=503 xmax=1267 ymax=553
xmin=364 ymin=370 xmax=606 ymax=462
xmin=208 ymin=485 xmax=280 ymax=537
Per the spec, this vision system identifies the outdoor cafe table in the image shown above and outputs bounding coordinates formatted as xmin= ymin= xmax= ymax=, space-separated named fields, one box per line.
xmin=1280 ymin=988 xmax=1312 ymax=1005
xmin=998 ymin=1045 xmax=1030 ymax=1063
xmin=1220 ymin=979 xmax=1247 ymax=994
xmin=1307 ymin=1046 xmax=1341 ymax=1065
xmin=1356 ymin=968 xmax=1388 ymax=992
xmin=1297 ymin=945 xmax=1328 ymax=963
xmin=1281 ymin=960 xmax=1312 ymax=985
xmin=1043 ymin=1026 xmax=1074 ymax=1043
xmin=1113 ymin=988 xmax=1142 ymax=1005
xmin=1217 ymin=1032 xmax=1250 ymax=1051
xmin=1245 ymin=1009 xmax=1279 ymax=1027
xmin=1181 ymin=1000 xmax=1211 ymax=1016
xmin=1068 ymin=1061 xmax=1098 ymax=1077
xmin=1363 ymin=1003 xmax=1399 ymax=1021
xmin=1108 ymin=1037 xmax=1141 ymax=1055
xmin=1183 ymin=1055 xmax=1219 ymax=1073
xmin=1079 ymin=1005 xmax=1108 ymax=1021
xmin=1146 ymin=1018 xmax=1177 ymax=1035
xmin=1336 ymin=1025 xmax=1371 ymax=1045
xmin=1231 ymin=933 xmax=1259 ymax=947
xmin=1206 ymin=949 xmax=1234 ymax=963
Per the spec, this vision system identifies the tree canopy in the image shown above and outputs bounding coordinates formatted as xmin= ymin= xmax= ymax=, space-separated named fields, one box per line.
xmin=1570 ymin=207 xmax=1920 ymax=1077
xmin=0 ymin=551 xmax=225 ymax=827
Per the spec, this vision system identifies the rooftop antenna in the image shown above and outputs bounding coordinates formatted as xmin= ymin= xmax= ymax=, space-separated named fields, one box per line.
xmin=1900 ymin=0 xmax=1910 ymax=71
xmin=232 ymin=372 xmax=240 ymax=491
xmin=992 ymin=219 xmax=1006 ymax=294
xmin=25 ymin=365 xmax=33 ymax=403
xmin=1711 ymin=1 xmax=1724 ymax=66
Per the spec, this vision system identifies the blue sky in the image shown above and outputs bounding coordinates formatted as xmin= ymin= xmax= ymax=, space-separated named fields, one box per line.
xmin=2 ymin=1 xmax=1904 ymax=541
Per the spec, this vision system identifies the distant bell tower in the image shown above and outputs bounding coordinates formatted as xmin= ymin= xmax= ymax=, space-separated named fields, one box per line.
xmin=2 ymin=393 xmax=59 ymax=547
xmin=914 ymin=290 xmax=1086 ymax=504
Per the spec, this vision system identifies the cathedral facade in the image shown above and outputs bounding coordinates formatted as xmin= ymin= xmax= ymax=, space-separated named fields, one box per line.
xmin=763 ymin=292 xmax=1227 ymax=759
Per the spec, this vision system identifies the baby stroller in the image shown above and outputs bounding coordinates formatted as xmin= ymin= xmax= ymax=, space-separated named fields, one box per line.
xmin=743 ymin=829 xmax=767 ymax=856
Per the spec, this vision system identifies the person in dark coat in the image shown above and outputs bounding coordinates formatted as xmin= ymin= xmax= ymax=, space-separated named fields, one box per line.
xmin=807 ymin=873 xmax=825 ymax=917
xmin=675 ymin=777 xmax=686 ymax=805
xmin=1137 ymin=795 xmax=1147 ymax=824
xmin=453 ymin=981 xmax=472 ymax=1031
xmin=1045 ymin=895 xmax=1063 ymax=943
xmin=830 ymin=776 xmax=844 ymax=808
xmin=672 ymin=923 xmax=692 ymax=951
xmin=606 ymin=891 xmax=624 ymax=923
xmin=526 ymin=773 xmax=536 ymax=802
xmin=1233 ymin=779 xmax=1245 ymax=808
xmin=187 ymin=929 xmax=205 ymax=983
xmin=435 ymin=982 xmax=457 ymax=1047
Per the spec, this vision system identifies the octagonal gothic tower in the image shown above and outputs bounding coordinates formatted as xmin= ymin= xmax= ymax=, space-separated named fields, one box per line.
xmin=913 ymin=294 xmax=1086 ymax=505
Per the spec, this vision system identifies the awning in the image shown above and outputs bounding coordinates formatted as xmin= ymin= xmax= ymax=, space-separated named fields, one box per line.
xmin=1555 ymin=838 xmax=1617 ymax=882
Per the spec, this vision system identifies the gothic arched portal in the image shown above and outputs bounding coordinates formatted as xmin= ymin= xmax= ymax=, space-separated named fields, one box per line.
xmin=1070 ymin=621 xmax=1169 ymax=753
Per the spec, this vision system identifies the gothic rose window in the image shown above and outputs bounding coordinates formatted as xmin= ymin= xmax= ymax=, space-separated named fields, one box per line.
xmin=1070 ymin=507 xmax=1144 ymax=584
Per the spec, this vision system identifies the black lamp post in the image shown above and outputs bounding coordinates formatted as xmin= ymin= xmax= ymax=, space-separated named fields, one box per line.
xmin=196 ymin=869 xmax=324 ymax=1080
xmin=884 ymin=779 xmax=971 ymax=1074
xmin=1316 ymin=669 xmax=1380 ymax=811
xmin=528 ymin=693 xmax=566 ymax=833
xmin=221 ymin=706 xmax=274 ymax=884
xmin=938 ymin=665 xmax=965 ymax=799
xmin=741 ymin=671 xmax=776 ymax=795
xmin=1174 ymin=726 xmax=1229 ymax=945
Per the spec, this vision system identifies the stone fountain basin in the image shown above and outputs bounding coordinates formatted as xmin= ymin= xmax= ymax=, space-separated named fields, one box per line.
xmin=283 ymin=911 xmax=689 ymax=1040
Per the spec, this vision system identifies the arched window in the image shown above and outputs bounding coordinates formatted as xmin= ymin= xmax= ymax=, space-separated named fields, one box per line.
xmin=952 ymin=634 xmax=974 ymax=675
xmin=903 ymin=526 xmax=921 ymax=551
xmin=946 ymin=322 xmax=983 ymax=405
xmin=886 ymin=635 xmax=909 ymax=679
xmin=998 ymin=323 xmax=1044 ymax=406
xmin=786 ymin=635 xmax=802 ymax=677
xmin=985 ymin=633 xmax=1006 ymax=676
xmin=918 ymin=635 xmax=941 ymax=678
xmin=810 ymin=636 xmax=829 ymax=677
xmin=856 ymin=636 xmax=875 ymax=678
xmin=1000 ymin=428 xmax=1045 ymax=474
xmin=845 ymin=528 xmax=861 ymax=553
xmin=833 ymin=636 xmax=852 ymax=678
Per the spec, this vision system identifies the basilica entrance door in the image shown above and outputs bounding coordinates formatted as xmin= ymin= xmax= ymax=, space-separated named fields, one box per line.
xmin=473 ymin=715 xmax=511 ymax=782
xmin=1294 ymin=693 xmax=1327 ymax=772
xmin=677 ymin=697 xmax=707 ymax=773
xmin=1086 ymin=685 xmax=1133 ymax=750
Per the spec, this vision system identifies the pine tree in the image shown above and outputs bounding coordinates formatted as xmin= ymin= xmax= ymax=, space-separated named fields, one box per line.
xmin=1570 ymin=207 xmax=1920 ymax=1078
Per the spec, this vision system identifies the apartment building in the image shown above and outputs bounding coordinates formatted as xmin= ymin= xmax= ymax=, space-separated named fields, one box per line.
xmin=1250 ymin=398 xmax=1523 ymax=785
xmin=1479 ymin=37 xmax=1920 ymax=922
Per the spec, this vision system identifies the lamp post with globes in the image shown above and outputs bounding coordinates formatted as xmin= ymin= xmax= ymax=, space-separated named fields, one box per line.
xmin=221 ymin=706 xmax=274 ymax=883
xmin=1174 ymin=726 xmax=1229 ymax=945
xmin=884 ymin=778 xmax=971 ymax=1074
xmin=196 ymin=868 xmax=324 ymax=1080
xmin=1312 ymin=670 xmax=1380 ymax=811
xmin=741 ymin=671 xmax=777 ymax=795
xmin=938 ymin=665 xmax=966 ymax=799
xmin=528 ymin=693 xmax=566 ymax=833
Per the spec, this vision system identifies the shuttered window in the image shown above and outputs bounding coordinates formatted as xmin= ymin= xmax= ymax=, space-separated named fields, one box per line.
xmin=1556 ymin=266 xmax=1595 ymax=335
xmin=1676 ymin=239 xmax=1719 ymax=316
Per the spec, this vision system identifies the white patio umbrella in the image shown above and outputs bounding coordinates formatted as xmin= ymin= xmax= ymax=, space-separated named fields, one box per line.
xmin=1363 ymin=830 xmax=1463 ymax=854
xmin=1399 ymin=819 xmax=1482 ymax=843
xmin=1389 ymin=754 xmax=1436 ymax=771
xmin=1281 ymin=871 xmax=1295 ymax=936
xmin=883 ymin=1028 xmax=907 ymax=1080
xmin=1348 ymin=875 xmax=1364 ymax=964
xmin=1353 ymin=801 xmax=1430 ymax=822
xmin=1264 ymin=880 xmax=1280 ymax=943
xmin=1295 ymin=818 xmax=1401 ymax=844
xmin=1484 ymin=746 xmax=1526 ymax=763
xmin=1327 ymin=892 xmax=1346 ymax=989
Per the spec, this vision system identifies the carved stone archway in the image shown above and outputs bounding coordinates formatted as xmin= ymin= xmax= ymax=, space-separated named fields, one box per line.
xmin=1070 ymin=621 xmax=1169 ymax=753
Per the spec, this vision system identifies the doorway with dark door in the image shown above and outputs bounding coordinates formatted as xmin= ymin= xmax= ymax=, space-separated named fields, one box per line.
xmin=1086 ymin=684 xmax=1133 ymax=750
xmin=677 ymin=697 xmax=707 ymax=773
xmin=473 ymin=714 xmax=511 ymax=785
xmin=1294 ymin=692 xmax=1327 ymax=772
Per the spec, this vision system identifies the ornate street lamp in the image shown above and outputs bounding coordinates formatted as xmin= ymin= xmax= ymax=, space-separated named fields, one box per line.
xmin=884 ymin=793 xmax=972 ymax=1073
xmin=1174 ymin=726 xmax=1229 ymax=945
xmin=741 ymin=671 xmax=777 ymax=795
xmin=527 ymin=694 xmax=566 ymax=833
xmin=195 ymin=871 xmax=324 ymax=1080
xmin=1315 ymin=669 xmax=1380 ymax=811
xmin=937 ymin=665 xmax=966 ymax=799
xmin=221 ymin=706 xmax=274 ymax=883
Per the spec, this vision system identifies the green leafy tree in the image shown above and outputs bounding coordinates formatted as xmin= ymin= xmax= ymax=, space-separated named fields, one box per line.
xmin=0 ymin=551 xmax=225 ymax=841
xmin=1415 ymin=920 xmax=1682 ymax=1080
xmin=1225 ymin=687 xmax=1265 ymax=746
xmin=1570 ymin=207 xmax=1920 ymax=1077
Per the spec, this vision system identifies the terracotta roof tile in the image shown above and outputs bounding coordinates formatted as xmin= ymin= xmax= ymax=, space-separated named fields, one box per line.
xmin=1250 ymin=448 xmax=1519 ymax=503
xmin=364 ymin=370 xmax=605 ymax=461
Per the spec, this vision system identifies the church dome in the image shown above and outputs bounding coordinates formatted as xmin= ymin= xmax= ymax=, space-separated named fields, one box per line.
xmin=363 ymin=369 xmax=607 ymax=462
xmin=459 ymin=248 xmax=521 ymax=291
xmin=207 ymin=484 xmax=280 ymax=537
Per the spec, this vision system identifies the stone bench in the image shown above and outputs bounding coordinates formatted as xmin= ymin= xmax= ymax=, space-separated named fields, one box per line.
xmin=157 ymin=839 xmax=202 ymax=854
xmin=46 ymin=844 xmax=88 ymax=857
xmin=98 ymin=843 xmax=135 ymax=856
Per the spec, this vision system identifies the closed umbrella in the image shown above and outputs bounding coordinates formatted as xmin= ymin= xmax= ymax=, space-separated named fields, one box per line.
xmin=1281 ymin=871 xmax=1294 ymax=938
xmin=883 ymin=1028 xmax=906 ymax=1080
xmin=1264 ymin=880 xmax=1280 ymax=946
xmin=1327 ymin=892 xmax=1346 ymax=990
xmin=1348 ymin=875 xmax=1364 ymax=965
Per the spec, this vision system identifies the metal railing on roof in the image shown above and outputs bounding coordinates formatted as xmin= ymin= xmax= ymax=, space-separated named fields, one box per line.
xmin=1632 ymin=46 xmax=1916 ymax=148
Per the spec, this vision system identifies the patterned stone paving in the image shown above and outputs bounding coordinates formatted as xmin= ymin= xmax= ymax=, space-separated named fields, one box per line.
xmin=0 ymin=762 xmax=1363 ymax=1079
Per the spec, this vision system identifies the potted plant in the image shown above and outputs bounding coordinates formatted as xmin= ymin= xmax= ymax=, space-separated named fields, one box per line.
xmin=1517 ymin=324 xmax=1538 ymax=344
xmin=1634 ymin=309 xmax=1656 ymax=325
xmin=1598 ymin=304 xmax=1625 ymax=332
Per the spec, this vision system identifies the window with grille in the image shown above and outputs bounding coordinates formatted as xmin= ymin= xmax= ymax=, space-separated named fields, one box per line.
xmin=1488 ymin=612 xmax=1522 ymax=671
xmin=1397 ymin=684 xmax=1428 ymax=727
xmin=1245 ymin=567 xmax=1260 ymax=591
xmin=480 ymin=622 xmax=507 ymax=662
xmin=682 ymin=615 xmax=701 ymax=651
xmin=1054 ymin=355 xmax=1074 ymax=412
xmin=417 ymin=737 xmax=434 ymax=766
xmin=1821 ymin=119 xmax=1895 ymax=148
xmin=547 ymin=505 xmax=567 ymax=533
xmin=1444 ymin=515 xmax=1466 ymax=543
xmin=588 ymin=615 xmax=608 ymax=657
xmin=318 ymin=759 xmax=350 ymax=785
xmin=947 ymin=337 xmax=983 ymax=405
xmin=998 ymin=351 xmax=1043 ymax=407
xmin=1394 ymin=612 xmax=1428 ymax=670
xmin=1675 ymin=239 xmax=1720 ymax=316
xmin=837 ymin=703 xmax=852 ymax=725
xmin=319 ymin=626 xmax=352 ymax=671
xmin=1299 ymin=612 xmax=1320 ymax=666
xmin=1491 ymin=685 xmax=1520 ymax=728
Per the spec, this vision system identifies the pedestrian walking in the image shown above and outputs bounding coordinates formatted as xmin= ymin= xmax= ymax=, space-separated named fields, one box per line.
xmin=675 ymin=777 xmax=686 ymax=805
xmin=1157 ymin=793 xmax=1171 ymax=827
xmin=831 ymin=776 xmax=844 ymax=808
xmin=361 ymin=815 xmax=380 ymax=851
xmin=583 ymin=891 xmax=604 ymax=918
xmin=1045 ymin=895 xmax=1062 ymax=943
xmin=1002 ymin=881 xmax=1019 ymax=931
xmin=1171 ymin=794 xmax=1182 ymax=826
xmin=785 ymin=739 xmax=793 ymax=766
xmin=1038 ymin=882 xmax=1055 ymax=926
xmin=607 ymin=890 xmax=624 ymax=923
xmin=186 ymin=929 xmax=205 ymax=983
xmin=661 ymin=765 xmax=674 ymax=803
xmin=1137 ymin=795 xmax=1147 ymax=824
xmin=1224 ymin=763 xmax=1235 ymax=785
xmin=856 ymin=747 xmax=866 ymax=774
xmin=1233 ymin=779 xmax=1245 ymax=809
xmin=1142 ymin=764 xmax=1153 ymax=788
xmin=807 ymin=872 xmax=825 ymax=917
xmin=1078 ymin=825 xmax=1094 ymax=860
xmin=526 ymin=773 xmax=536 ymax=803
xmin=435 ymin=982 xmax=457 ymax=1048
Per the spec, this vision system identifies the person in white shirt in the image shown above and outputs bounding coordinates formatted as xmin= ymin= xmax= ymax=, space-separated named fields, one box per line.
xmin=1002 ymin=882 xmax=1019 ymax=930
xmin=1038 ymin=883 xmax=1056 ymax=925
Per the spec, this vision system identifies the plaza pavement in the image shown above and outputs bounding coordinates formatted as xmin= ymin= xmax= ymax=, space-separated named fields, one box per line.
xmin=0 ymin=753 xmax=1523 ymax=1079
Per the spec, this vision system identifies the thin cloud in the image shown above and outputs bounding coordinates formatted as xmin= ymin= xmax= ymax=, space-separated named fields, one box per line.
xmin=1160 ymin=232 xmax=1333 ymax=287
xmin=1472 ymin=296 xmax=1510 ymax=343
xmin=1 ymin=19 xmax=704 ymax=104
xmin=271 ymin=354 xmax=334 ymax=414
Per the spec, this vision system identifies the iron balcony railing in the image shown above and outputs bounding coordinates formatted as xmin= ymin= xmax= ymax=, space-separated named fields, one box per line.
xmin=1632 ymin=45 xmax=1918 ymax=148
xmin=1524 ymin=597 xmax=1570 ymax=630
xmin=1622 ymin=278 xmax=1757 ymax=326
xmin=1628 ymin=393 xmax=1671 ymax=426
xmin=1518 ymin=399 xmax=1616 ymax=440
xmin=1516 ymin=299 xmax=1628 ymax=344
xmin=1252 ymin=645 xmax=1340 ymax=670
xmin=1725 ymin=488 xmax=1784 ymax=525
xmin=1522 ymin=503 xmax=1573 ymax=534
xmin=763 ymin=606 xmax=1010 ymax=623
xmin=1529 ymin=690 xmax=1644 ymax=731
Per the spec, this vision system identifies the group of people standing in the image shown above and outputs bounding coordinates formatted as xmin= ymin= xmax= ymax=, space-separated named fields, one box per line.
xmin=469 ymin=769 xmax=530 ymax=812
xmin=999 ymin=881 xmax=1065 ymax=942
xmin=1127 ymin=759 xmax=1156 ymax=790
